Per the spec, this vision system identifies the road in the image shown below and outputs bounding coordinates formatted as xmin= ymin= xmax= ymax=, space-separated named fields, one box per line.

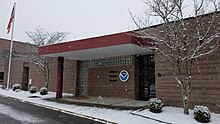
xmin=0 ymin=96 xmax=104 ymax=124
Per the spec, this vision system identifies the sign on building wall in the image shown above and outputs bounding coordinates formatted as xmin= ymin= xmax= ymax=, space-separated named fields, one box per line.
xmin=119 ymin=70 xmax=129 ymax=82
xmin=109 ymin=70 xmax=118 ymax=82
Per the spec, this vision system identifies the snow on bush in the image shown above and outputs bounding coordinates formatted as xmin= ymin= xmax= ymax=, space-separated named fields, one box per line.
xmin=148 ymin=98 xmax=163 ymax=113
xmin=29 ymin=86 xmax=38 ymax=94
xmin=40 ymin=87 xmax=48 ymax=95
xmin=15 ymin=89 xmax=22 ymax=92
xmin=12 ymin=84 xmax=21 ymax=91
xmin=193 ymin=105 xmax=211 ymax=123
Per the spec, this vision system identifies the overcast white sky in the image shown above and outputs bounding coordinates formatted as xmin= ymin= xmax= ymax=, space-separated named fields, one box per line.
xmin=0 ymin=0 xmax=218 ymax=42
xmin=0 ymin=0 xmax=146 ymax=42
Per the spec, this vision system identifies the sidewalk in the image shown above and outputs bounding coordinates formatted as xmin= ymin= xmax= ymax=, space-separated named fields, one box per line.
xmin=1 ymin=89 xmax=220 ymax=124
xmin=47 ymin=96 xmax=149 ymax=110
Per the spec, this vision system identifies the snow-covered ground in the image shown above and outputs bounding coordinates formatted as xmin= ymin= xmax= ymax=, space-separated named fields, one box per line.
xmin=0 ymin=89 xmax=219 ymax=124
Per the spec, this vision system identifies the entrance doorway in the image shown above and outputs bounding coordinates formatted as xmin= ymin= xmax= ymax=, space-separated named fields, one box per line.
xmin=0 ymin=72 xmax=4 ymax=87
xmin=139 ymin=55 xmax=156 ymax=100
xmin=22 ymin=67 xmax=29 ymax=91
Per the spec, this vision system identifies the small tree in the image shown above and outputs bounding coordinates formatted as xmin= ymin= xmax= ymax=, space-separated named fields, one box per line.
xmin=131 ymin=0 xmax=220 ymax=114
xmin=0 ymin=27 xmax=69 ymax=89
xmin=24 ymin=27 xmax=69 ymax=88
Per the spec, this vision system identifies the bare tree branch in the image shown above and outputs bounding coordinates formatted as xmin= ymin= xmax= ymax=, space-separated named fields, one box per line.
xmin=21 ymin=27 xmax=69 ymax=88
xmin=131 ymin=0 xmax=220 ymax=115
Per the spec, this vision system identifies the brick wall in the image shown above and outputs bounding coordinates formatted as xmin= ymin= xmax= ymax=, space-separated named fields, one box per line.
xmin=39 ymin=59 xmax=78 ymax=94
xmin=0 ymin=39 xmax=77 ymax=94
xmin=63 ymin=59 xmax=78 ymax=94
xmin=0 ymin=64 xmax=4 ymax=72
xmin=3 ymin=60 xmax=23 ymax=86
xmin=0 ymin=39 xmax=38 ymax=88
xmin=156 ymin=48 xmax=220 ymax=113
xmin=29 ymin=62 xmax=44 ymax=89
xmin=48 ymin=62 xmax=57 ymax=92
xmin=88 ymin=65 xmax=136 ymax=99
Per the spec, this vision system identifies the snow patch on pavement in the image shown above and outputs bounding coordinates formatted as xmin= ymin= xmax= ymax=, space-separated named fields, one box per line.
xmin=0 ymin=89 xmax=220 ymax=124
xmin=0 ymin=103 xmax=44 ymax=123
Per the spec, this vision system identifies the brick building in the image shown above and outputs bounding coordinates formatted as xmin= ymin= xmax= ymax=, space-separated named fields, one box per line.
xmin=0 ymin=38 xmax=76 ymax=93
xmin=38 ymin=16 xmax=220 ymax=113
xmin=0 ymin=38 xmax=42 ymax=90
xmin=39 ymin=32 xmax=155 ymax=100
xmin=1 ymin=14 xmax=219 ymax=113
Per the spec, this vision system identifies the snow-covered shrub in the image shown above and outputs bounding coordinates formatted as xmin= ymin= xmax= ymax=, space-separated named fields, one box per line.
xmin=194 ymin=105 xmax=211 ymax=123
xmin=29 ymin=86 xmax=38 ymax=94
xmin=15 ymin=89 xmax=22 ymax=92
xmin=12 ymin=84 xmax=21 ymax=91
xmin=40 ymin=87 xmax=48 ymax=95
xmin=148 ymin=98 xmax=163 ymax=113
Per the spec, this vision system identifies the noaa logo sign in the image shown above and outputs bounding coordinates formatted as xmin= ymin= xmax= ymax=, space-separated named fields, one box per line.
xmin=119 ymin=70 xmax=129 ymax=82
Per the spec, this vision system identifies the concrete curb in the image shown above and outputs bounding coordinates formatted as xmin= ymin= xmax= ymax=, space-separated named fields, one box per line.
xmin=0 ymin=94 xmax=117 ymax=124
xmin=130 ymin=108 xmax=173 ymax=124
xmin=46 ymin=98 xmax=148 ymax=110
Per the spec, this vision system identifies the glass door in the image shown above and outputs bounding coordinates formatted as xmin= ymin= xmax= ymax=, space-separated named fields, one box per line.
xmin=139 ymin=55 xmax=155 ymax=100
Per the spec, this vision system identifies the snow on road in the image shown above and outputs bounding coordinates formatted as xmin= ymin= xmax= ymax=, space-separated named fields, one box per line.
xmin=0 ymin=89 xmax=219 ymax=124
xmin=0 ymin=103 xmax=44 ymax=123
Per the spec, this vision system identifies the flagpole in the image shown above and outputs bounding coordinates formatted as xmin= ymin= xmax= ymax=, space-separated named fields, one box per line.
xmin=6 ymin=3 xmax=16 ymax=90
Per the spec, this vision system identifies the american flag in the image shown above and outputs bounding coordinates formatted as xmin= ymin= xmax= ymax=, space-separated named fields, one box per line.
xmin=7 ymin=3 xmax=16 ymax=34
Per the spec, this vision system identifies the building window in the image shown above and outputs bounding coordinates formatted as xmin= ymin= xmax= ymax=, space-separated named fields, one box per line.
xmin=88 ymin=56 xmax=133 ymax=68
xmin=79 ymin=62 xmax=88 ymax=96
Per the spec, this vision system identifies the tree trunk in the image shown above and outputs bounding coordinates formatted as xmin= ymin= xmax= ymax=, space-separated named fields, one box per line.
xmin=44 ymin=63 xmax=50 ymax=89
xmin=44 ymin=72 xmax=49 ymax=88
xmin=181 ymin=85 xmax=190 ymax=115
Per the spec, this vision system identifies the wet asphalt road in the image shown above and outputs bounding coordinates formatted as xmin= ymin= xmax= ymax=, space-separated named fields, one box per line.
xmin=0 ymin=96 xmax=104 ymax=124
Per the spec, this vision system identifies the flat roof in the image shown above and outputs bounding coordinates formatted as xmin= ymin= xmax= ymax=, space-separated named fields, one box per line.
xmin=38 ymin=31 xmax=153 ymax=60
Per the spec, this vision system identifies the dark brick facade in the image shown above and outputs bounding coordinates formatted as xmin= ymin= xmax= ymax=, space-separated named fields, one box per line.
xmin=143 ymin=12 xmax=220 ymax=113
xmin=88 ymin=65 xmax=137 ymax=99
xmin=63 ymin=59 xmax=78 ymax=93
xmin=0 ymin=39 xmax=78 ymax=94
xmin=156 ymin=46 xmax=220 ymax=112
xmin=0 ymin=38 xmax=35 ymax=88
xmin=155 ymin=44 xmax=220 ymax=113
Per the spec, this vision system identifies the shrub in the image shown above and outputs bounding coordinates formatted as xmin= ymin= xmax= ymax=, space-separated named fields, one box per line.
xmin=194 ymin=105 xmax=211 ymax=123
xmin=40 ymin=87 xmax=48 ymax=95
xmin=29 ymin=86 xmax=38 ymax=94
xmin=148 ymin=98 xmax=163 ymax=113
xmin=15 ymin=89 xmax=22 ymax=92
xmin=12 ymin=84 xmax=21 ymax=91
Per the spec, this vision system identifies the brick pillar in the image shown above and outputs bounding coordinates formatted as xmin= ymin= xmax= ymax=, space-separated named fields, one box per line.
xmin=56 ymin=57 xmax=64 ymax=99
xmin=75 ymin=61 xmax=80 ymax=97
